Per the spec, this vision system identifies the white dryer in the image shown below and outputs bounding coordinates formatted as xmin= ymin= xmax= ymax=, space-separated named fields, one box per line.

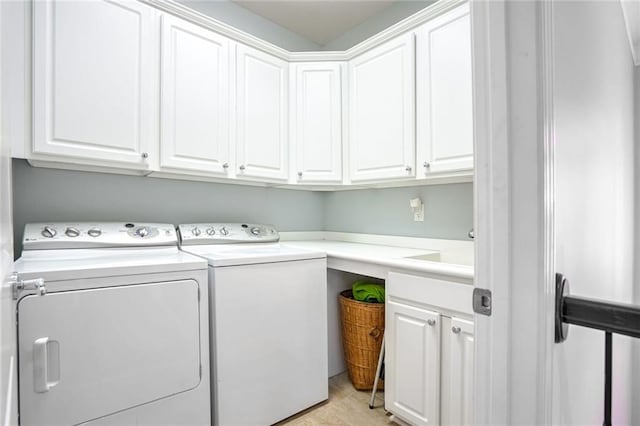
xmin=14 ymin=222 xmax=211 ymax=426
xmin=178 ymin=223 xmax=328 ymax=426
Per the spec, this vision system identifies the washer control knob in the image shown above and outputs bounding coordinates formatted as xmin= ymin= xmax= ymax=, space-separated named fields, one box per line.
xmin=219 ymin=227 xmax=229 ymax=236
xmin=65 ymin=227 xmax=80 ymax=237
xmin=192 ymin=227 xmax=201 ymax=237
xmin=136 ymin=227 xmax=150 ymax=238
xmin=87 ymin=228 xmax=102 ymax=237
xmin=250 ymin=227 xmax=261 ymax=236
xmin=206 ymin=227 xmax=215 ymax=236
xmin=41 ymin=226 xmax=57 ymax=238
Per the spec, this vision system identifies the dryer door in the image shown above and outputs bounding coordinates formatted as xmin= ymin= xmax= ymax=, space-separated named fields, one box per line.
xmin=17 ymin=280 xmax=201 ymax=426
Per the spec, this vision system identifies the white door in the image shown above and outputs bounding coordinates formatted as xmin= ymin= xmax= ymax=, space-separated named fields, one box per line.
xmin=0 ymin=1 xmax=17 ymax=419
xmin=348 ymin=34 xmax=415 ymax=182
xmin=236 ymin=45 xmax=289 ymax=181
xmin=416 ymin=3 xmax=473 ymax=175
xmin=549 ymin=2 xmax=636 ymax=424
xmin=385 ymin=301 xmax=440 ymax=426
xmin=441 ymin=317 xmax=474 ymax=426
xmin=18 ymin=280 xmax=201 ymax=426
xmin=471 ymin=1 xmax=638 ymax=424
xmin=160 ymin=14 xmax=231 ymax=175
xmin=291 ymin=63 xmax=343 ymax=183
xmin=32 ymin=0 xmax=156 ymax=169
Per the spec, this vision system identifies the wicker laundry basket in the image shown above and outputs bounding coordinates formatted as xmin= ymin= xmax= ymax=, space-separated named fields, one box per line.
xmin=339 ymin=289 xmax=385 ymax=391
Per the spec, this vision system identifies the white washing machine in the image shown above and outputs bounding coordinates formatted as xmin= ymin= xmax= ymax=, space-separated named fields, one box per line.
xmin=178 ymin=223 xmax=328 ymax=426
xmin=13 ymin=222 xmax=211 ymax=426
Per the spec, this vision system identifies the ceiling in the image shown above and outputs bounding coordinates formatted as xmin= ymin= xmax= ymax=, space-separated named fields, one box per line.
xmin=232 ymin=1 xmax=399 ymax=46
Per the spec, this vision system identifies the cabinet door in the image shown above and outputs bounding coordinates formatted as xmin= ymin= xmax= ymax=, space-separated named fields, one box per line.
xmin=386 ymin=301 xmax=440 ymax=426
xmin=160 ymin=15 xmax=230 ymax=175
xmin=348 ymin=34 xmax=415 ymax=182
xmin=416 ymin=3 xmax=473 ymax=175
xmin=291 ymin=63 xmax=343 ymax=183
xmin=441 ymin=317 xmax=474 ymax=426
xmin=236 ymin=45 xmax=289 ymax=181
xmin=33 ymin=0 xmax=155 ymax=168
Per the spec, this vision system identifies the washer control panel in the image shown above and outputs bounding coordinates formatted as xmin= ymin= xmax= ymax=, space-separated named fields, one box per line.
xmin=22 ymin=223 xmax=178 ymax=250
xmin=178 ymin=223 xmax=279 ymax=245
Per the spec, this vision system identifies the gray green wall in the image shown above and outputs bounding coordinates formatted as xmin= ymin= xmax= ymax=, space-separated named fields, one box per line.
xmin=11 ymin=159 xmax=324 ymax=255
xmin=12 ymin=160 xmax=473 ymax=255
xmin=323 ymin=184 xmax=473 ymax=240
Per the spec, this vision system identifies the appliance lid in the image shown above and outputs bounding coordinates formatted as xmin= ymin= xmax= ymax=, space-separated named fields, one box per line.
xmin=14 ymin=247 xmax=208 ymax=282
xmin=180 ymin=243 xmax=326 ymax=267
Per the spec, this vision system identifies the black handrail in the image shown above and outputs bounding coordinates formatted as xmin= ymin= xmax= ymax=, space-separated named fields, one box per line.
xmin=555 ymin=273 xmax=640 ymax=426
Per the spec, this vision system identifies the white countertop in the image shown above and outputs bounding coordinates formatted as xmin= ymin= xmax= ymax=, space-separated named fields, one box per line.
xmin=281 ymin=239 xmax=474 ymax=282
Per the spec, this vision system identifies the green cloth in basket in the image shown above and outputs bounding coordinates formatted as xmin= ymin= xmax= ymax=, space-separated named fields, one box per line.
xmin=352 ymin=280 xmax=385 ymax=303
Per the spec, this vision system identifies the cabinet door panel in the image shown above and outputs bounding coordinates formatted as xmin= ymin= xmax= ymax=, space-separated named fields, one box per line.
xmin=348 ymin=34 xmax=415 ymax=182
xmin=160 ymin=15 xmax=230 ymax=174
xmin=417 ymin=3 xmax=473 ymax=175
xmin=33 ymin=0 xmax=155 ymax=167
xmin=292 ymin=63 xmax=342 ymax=183
xmin=442 ymin=317 xmax=474 ymax=426
xmin=386 ymin=301 xmax=440 ymax=426
xmin=236 ymin=45 xmax=288 ymax=181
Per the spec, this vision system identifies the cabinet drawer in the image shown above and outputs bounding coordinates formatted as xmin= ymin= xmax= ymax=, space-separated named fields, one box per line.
xmin=387 ymin=271 xmax=473 ymax=315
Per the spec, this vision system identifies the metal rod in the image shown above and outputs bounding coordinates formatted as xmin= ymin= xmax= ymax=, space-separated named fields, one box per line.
xmin=369 ymin=333 xmax=385 ymax=409
xmin=603 ymin=332 xmax=612 ymax=426
xmin=562 ymin=295 xmax=640 ymax=339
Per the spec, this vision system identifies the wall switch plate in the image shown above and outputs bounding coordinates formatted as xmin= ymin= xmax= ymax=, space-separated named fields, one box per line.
xmin=414 ymin=205 xmax=424 ymax=222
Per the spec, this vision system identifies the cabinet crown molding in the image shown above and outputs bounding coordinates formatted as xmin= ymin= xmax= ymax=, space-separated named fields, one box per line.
xmin=140 ymin=0 xmax=467 ymax=61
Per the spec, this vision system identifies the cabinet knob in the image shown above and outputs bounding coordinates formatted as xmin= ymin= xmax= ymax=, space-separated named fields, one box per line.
xmin=427 ymin=319 xmax=436 ymax=326
xmin=297 ymin=171 xmax=303 ymax=178
xmin=424 ymin=162 xmax=431 ymax=169
xmin=239 ymin=165 xmax=245 ymax=171
xmin=405 ymin=165 xmax=412 ymax=173
xmin=222 ymin=163 xmax=229 ymax=170
xmin=141 ymin=152 xmax=149 ymax=159
xmin=452 ymin=326 xmax=461 ymax=334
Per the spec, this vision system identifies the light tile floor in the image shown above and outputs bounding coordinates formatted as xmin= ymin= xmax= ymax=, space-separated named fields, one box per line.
xmin=278 ymin=373 xmax=394 ymax=425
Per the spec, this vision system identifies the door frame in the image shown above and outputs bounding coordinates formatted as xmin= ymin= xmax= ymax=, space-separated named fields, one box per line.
xmin=0 ymin=0 xmax=18 ymax=424
xmin=471 ymin=1 xmax=556 ymax=424
xmin=470 ymin=1 xmax=510 ymax=423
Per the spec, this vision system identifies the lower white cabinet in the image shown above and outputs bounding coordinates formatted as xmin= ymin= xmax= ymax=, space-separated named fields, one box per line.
xmin=386 ymin=272 xmax=474 ymax=426
xmin=441 ymin=317 xmax=474 ymax=426
xmin=386 ymin=301 xmax=441 ymax=426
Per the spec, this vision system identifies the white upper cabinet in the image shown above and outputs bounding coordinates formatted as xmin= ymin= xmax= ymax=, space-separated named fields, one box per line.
xmin=416 ymin=3 xmax=473 ymax=175
xmin=236 ymin=45 xmax=289 ymax=181
xmin=32 ymin=0 xmax=156 ymax=169
xmin=291 ymin=63 xmax=343 ymax=183
xmin=160 ymin=15 xmax=231 ymax=175
xmin=348 ymin=33 xmax=415 ymax=182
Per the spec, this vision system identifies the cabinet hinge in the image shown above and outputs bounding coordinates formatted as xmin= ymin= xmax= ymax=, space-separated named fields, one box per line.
xmin=473 ymin=288 xmax=492 ymax=316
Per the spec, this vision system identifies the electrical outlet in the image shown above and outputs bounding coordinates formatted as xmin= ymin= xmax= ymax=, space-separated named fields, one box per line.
xmin=414 ymin=205 xmax=424 ymax=222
